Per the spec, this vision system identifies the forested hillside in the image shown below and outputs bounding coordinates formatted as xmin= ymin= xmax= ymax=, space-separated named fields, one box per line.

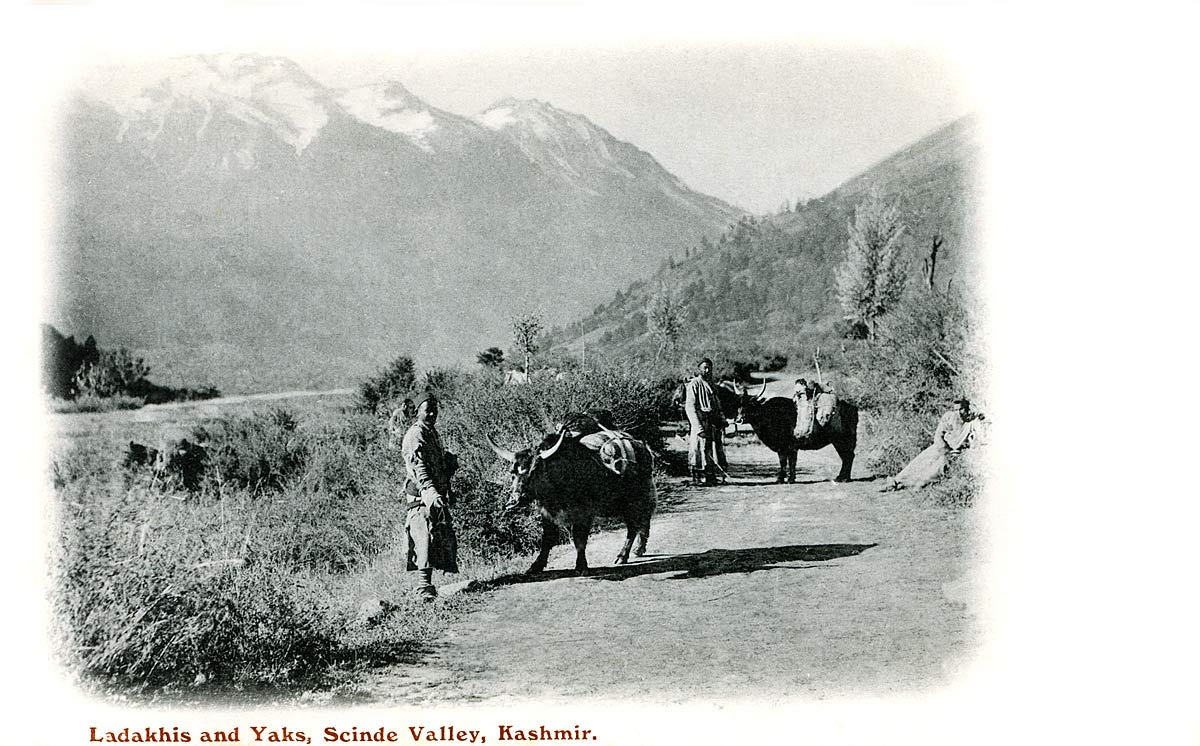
xmin=544 ymin=115 xmax=981 ymax=365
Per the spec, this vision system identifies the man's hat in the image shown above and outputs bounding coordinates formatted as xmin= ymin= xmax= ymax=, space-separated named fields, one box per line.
xmin=698 ymin=357 xmax=713 ymax=366
xmin=953 ymin=397 xmax=971 ymax=406
xmin=414 ymin=390 xmax=438 ymax=409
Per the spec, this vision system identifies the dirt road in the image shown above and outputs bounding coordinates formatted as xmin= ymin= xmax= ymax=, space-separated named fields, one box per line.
xmin=46 ymin=388 xmax=354 ymax=454
xmin=359 ymin=436 xmax=981 ymax=704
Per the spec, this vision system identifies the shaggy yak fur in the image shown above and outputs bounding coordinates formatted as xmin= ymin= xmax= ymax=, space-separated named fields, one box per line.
xmin=717 ymin=383 xmax=859 ymax=483
xmin=489 ymin=426 xmax=656 ymax=575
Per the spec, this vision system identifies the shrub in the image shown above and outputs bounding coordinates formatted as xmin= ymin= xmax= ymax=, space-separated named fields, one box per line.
xmin=355 ymin=355 xmax=416 ymax=414
xmin=476 ymin=347 xmax=505 ymax=369
xmin=197 ymin=409 xmax=308 ymax=495
xmin=288 ymin=417 xmax=407 ymax=571
xmin=842 ymin=289 xmax=986 ymax=507
xmin=50 ymin=424 xmax=413 ymax=691
xmin=419 ymin=367 xmax=465 ymax=401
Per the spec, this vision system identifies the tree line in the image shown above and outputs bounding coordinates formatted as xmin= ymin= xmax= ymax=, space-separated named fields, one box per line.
xmin=42 ymin=324 xmax=218 ymax=408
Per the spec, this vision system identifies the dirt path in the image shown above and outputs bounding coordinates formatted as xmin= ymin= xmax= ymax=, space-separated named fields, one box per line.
xmin=358 ymin=437 xmax=981 ymax=704
xmin=46 ymin=388 xmax=354 ymax=453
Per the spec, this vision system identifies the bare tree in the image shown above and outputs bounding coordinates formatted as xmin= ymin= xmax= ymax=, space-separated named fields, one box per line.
xmin=922 ymin=234 xmax=944 ymax=292
xmin=835 ymin=187 xmax=908 ymax=340
xmin=646 ymin=282 xmax=687 ymax=362
xmin=510 ymin=312 xmax=544 ymax=375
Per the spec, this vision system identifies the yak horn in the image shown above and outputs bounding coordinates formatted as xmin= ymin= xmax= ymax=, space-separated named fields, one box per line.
xmin=486 ymin=434 xmax=516 ymax=463
xmin=539 ymin=428 xmax=568 ymax=461
xmin=753 ymin=382 xmax=769 ymax=401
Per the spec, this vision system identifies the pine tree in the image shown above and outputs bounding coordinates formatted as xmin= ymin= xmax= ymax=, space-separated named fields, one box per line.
xmin=835 ymin=187 xmax=908 ymax=340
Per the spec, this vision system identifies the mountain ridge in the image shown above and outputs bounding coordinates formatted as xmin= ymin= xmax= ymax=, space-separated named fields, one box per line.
xmin=50 ymin=54 xmax=744 ymax=393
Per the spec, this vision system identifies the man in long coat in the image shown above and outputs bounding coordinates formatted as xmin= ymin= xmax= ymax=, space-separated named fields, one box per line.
xmin=883 ymin=397 xmax=984 ymax=491
xmin=401 ymin=391 xmax=458 ymax=600
xmin=684 ymin=357 xmax=727 ymax=485
xmin=935 ymin=398 xmax=982 ymax=452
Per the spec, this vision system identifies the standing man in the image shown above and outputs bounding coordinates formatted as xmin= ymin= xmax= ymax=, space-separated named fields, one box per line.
xmin=684 ymin=357 xmax=727 ymax=485
xmin=401 ymin=391 xmax=459 ymax=600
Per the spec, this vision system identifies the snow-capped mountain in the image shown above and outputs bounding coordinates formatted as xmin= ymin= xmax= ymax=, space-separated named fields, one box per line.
xmin=479 ymin=98 xmax=635 ymax=183
xmin=336 ymin=81 xmax=486 ymax=154
xmin=476 ymin=97 xmax=734 ymax=219
xmin=52 ymin=54 xmax=743 ymax=391
xmin=111 ymin=54 xmax=333 ymax=166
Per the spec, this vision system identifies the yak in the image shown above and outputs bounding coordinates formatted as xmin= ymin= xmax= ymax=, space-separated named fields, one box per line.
xmin=487 ymin=422 xmax=656 ymax=576
xmin=122 ymin=441 xmax=160 ymax=470
xmin=718 ymin=382 xmax=859 ymax=484
xmin=123 ymin=438 xmax=207 ymax=491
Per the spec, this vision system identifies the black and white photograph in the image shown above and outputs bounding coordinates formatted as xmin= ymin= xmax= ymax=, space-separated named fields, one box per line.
xmin=7 ymin=4 xmax=1200 ymax=745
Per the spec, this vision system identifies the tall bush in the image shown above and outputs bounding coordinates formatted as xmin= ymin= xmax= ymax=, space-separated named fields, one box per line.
xmin=355 ymin=355 xmax=416 ymax=414
xmin=646 ymin=282 xmax=687 ymax=362
xmin=842 ymin=288 xmax=986 ymax=506
xmin=197 ymin=409 xmax=308 ymax=495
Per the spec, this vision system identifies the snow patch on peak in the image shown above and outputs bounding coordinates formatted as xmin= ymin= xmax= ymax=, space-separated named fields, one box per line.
xmin=120 ymin=53 xmax=331 ymax=155
xmin=478 ymin=106 xmax=517 ymax=130
xmin=479 ymin=97 xmax=636 ymax=184
xmin=479 ymin=98 xmax=608 ymax=146
xmin=337 ymin=84 xmax=439 ymax=149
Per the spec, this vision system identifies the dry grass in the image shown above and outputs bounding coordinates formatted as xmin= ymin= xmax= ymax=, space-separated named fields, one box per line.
xmin=49 ymin=367 xmax=672 ymax=696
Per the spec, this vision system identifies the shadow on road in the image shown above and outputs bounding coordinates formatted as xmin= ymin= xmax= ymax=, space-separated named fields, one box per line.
xmin=467 ymin=543 xmax=877 ymax=590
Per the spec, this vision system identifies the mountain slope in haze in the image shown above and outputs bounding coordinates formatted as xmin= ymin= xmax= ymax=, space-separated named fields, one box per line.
xmin=545 ymin=115 xmax=982 ymax=360
xmin=50 ymin=53 xmax=742 ymax=393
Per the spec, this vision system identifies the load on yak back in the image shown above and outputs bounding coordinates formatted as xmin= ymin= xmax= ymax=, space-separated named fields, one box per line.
xmin=791 ymin=378 xmax=840 ymax=440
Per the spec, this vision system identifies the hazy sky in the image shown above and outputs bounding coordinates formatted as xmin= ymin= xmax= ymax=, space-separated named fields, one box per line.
xmin=82 ymin=44 xmax=969 ymax=214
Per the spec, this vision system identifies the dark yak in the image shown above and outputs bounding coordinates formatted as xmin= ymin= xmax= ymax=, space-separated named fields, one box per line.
xmin=122 ymin=440 xmax=160 ymax=470
xmin=717 ymin=382 xmax=859 ymax=483
xmin=123 ymin=438 xmax=207 ymax=491
xmin=487 ymin=420 xmax=656 ymax=575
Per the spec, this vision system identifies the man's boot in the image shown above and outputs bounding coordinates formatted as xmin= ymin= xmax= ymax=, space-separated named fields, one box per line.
xmin=416 ymin=568 xmax=437 ymax=602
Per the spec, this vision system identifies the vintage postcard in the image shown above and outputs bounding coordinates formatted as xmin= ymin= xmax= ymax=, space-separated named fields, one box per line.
xmin=7 ymin=3 xmax=1197 ymax=745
